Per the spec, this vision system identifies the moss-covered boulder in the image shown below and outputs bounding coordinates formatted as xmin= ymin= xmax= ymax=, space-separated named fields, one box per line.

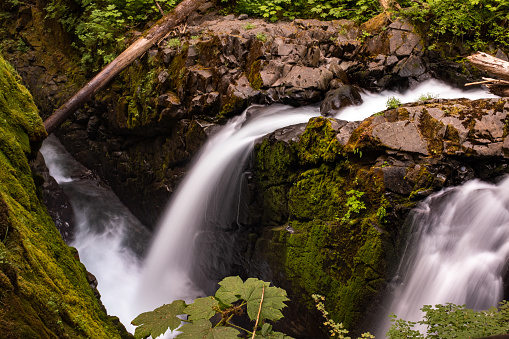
xmin=248 ymin=99 xmax=509 ymax=336
xmin=0 ymin=55 xmax=128 ymax=338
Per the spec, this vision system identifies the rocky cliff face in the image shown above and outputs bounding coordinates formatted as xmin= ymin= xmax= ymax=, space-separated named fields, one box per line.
xmin=249 ymin=98 xmax=509 ymax=336
xmin=0 ymin=0 xmax=489 ymax=229
xmin=0 ymin=55 xmax=130 ymax=338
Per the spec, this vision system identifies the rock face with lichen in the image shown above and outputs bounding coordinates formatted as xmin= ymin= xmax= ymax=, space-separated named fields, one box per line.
xmin=1 ymin=0 xmax=490 ymax=229
xmin=246 ymin=98 xmax=509 ymax=336
xmin=0 ymin=55 xmax=130 ymax=339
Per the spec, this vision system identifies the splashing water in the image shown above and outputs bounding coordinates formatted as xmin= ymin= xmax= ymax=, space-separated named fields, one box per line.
xmin=375 ymin=177 xmax=509 ymax=337
xmin=40 ymin=135 xmax=151 ymax=334
xmin=40 ymin=79 xmax=496 ymax=337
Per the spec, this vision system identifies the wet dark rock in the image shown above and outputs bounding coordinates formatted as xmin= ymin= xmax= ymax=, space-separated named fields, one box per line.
xmin=320 ymin=84 xmax=362 ymax=117
xmin=382 ymin=166 xmax=413 ymax=195
xmin=30 ymin=152 xmax=76 ymax=243
xmin=395 ymin=55 xmax=426 ymax=78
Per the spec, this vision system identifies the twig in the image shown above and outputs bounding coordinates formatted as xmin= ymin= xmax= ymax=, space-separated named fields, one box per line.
xmin=155 ymin=0 xmax=165 ymax=15
xmin=465 ymin=77 xmax=509 ymax=87
xmin=252 ymin=285 xmax=265 ymax=339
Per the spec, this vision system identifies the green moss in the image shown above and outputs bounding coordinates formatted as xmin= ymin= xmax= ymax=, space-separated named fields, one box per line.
xmin=0 ymin=55 xmax=123 ymax=338
xmin=288 ymin=164 xmax=346 ymax=221
xmin=297 ymin=117 xmax=345 ymax=166
xmin=218 ymin=93 xmax=245 ymax=120
xmin=443 ymin=124 xmax=461 ymax=153
xmin=247 ymin=60 xmax=263 ymax=90
xmin=264 ymin=217 xmax=386 ymax=329
xmin=418 ymin=109 xmax=445 ymax=155
xmin=255 ymin=138 xmax=297 ymax=187
xmin=254 ymin=117 xmax=392 ymax=331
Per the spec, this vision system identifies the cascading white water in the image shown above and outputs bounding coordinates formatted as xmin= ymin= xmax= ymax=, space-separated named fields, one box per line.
xmin=135 ymin=104 xmax=321 ymax=313
xmin=376 ymin=177 xmax=509 ymax=337
xmin=40 ymin=136 xmax=151 ymax=334
xmin=40 ymin=79 xmax=496 ymax=337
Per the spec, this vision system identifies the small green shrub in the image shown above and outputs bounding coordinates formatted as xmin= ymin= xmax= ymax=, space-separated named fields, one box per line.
xmin=386 ymin=96 xmax=402 ymax=109
xmin=166 ymin=38 xmax=181 ymax=48
xmin=417 ymin=92 xmax=439 ymax=101
xmin=244 ymin=22 xmax=256 ymax=29
xmin=256 ymin=32 xmax=268 ymax=42
xmin=342 ymin=189 xmax=366 ymax=222
xmin=387 ymin=302 xmax=509 ymax=339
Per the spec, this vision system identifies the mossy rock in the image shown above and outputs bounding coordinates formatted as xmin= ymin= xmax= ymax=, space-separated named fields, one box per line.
xmin=253 ymin=117 xmax=394 ymax=332
xmin=0 ymin=55 xmax=125 ymax=338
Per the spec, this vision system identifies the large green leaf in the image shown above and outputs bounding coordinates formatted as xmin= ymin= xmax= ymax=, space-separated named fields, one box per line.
xmin=131 ymin=300 xmax=186 ymax=339
xmin=215 ymin=276 xmax=289 ymax=322
xmin=215 ymin=275 xmax=244 ymax=305
xmin=179 ymin=319 xmax=239 ymax=338
xmin=242 ymin=278 xmax=289 ymax=322
xmin=184 ymin=296 xmax=218 ymax=321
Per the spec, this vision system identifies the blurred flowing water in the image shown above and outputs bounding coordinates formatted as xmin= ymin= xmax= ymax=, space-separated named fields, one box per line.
xmin=40 ymin=79 xmax=496 ymax=337
xmin=375 ymin=178 xmax=509 ymax=337
xmin=40 ymin=135 xmax=151 ymax=334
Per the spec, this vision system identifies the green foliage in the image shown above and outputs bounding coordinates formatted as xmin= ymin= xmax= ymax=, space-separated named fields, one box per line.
xmin=417 ymin=92 xmax=439 ymax=101
xmin=313 ymin=294 xmax=375 ymax=338
xmin=45 ymin=0 xmax=180 ymax=69
xmin=132 ymin=276 xmax=290 ymax=339
xmin=403 ymin=0 xmax=509 ymax=50
xmin=244 ymin=22 xmax=256 ymax=29
xmin=256 ymin=32 xmax=268 ymax=42
xmin=166 ymin=38 xmax=181 ymax=48
xmin=231 ymin=0 xmax=381 ymax=22
xmin=386 ymin=96 xmax=402 ymax=109
xmin=342 ymin=189 xmax=366 ymax=222
xmin=386 ymin=301 xmax=509 ymax=338
xmin=132 ymin=300 xmax=186 ymax=338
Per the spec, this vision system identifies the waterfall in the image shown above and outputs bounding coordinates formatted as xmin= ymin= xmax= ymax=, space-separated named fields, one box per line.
xmin=39 ymin=79 xmax=495 ymax=337
xmin=376 ymin=177 xmax=509 ymax=337
xmin=40 ymin=135 xmax=151 ymax=333
xmin=135 ymin=104 xmax=321 ymax=312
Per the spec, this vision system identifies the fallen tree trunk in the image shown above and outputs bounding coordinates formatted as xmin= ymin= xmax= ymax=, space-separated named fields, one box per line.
xmin=466 ymin=52 xmax=509 ymax=97
xmin=43 ymin=0 xmax=206 ymax=135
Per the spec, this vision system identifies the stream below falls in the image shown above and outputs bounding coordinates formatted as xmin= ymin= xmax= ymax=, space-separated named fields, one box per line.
xmin=40 ymin=79 xmax=499 ymax=337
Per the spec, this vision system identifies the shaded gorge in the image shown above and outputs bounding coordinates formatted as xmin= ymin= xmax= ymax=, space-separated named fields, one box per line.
xmin=40 ymin=79 xmax=503 ymax=337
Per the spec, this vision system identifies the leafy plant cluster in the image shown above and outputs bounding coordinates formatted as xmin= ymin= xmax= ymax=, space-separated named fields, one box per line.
xmin=403 ymin=0 xmax=509 ymax=51
xmin=131 ymin=276 xmax=291 ymax=338
xmin=313 ymin=294 xmax=374 ymax=338
xmin=341 ymin=189 xmax=366 ymax=223
xmin=134 ymin=275 xmax=509 ymax=338
xmin=223 ymin=0 xmax=382 ymax=22
xmin=44 ymin=0 xmax=180 ymax=69
xmin=387 ymin=302 xmax=509 ymax=338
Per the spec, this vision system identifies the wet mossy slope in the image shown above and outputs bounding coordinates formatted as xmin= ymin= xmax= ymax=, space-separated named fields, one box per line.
xmin=252 ymin=117 xmax=390 ymax=332
xmin=0 ymin=55 xmax=125 ymax=338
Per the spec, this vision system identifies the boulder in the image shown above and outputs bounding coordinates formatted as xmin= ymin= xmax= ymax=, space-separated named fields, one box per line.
xmin=320 ymin=84 xmax=362 ymax=117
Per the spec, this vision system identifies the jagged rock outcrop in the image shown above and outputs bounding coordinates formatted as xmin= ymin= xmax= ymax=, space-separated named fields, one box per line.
xmin=247 ymin=98 xmax=509 ymax=336
xmin=1 ymin=0 xmax=493 ymax=229
xmin=0 ymin=55 xmax=131 ymax=339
